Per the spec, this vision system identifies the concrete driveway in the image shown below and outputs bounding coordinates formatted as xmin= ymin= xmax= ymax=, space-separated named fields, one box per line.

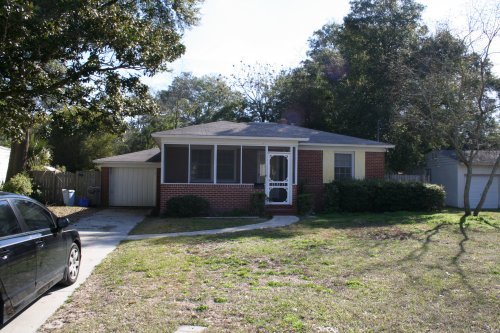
xmin=1 ymin=208 xmax=147 ymax=333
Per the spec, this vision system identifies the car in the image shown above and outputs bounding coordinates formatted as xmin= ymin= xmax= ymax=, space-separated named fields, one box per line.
xmin=0 ymin=192 xmax=81 ymax=325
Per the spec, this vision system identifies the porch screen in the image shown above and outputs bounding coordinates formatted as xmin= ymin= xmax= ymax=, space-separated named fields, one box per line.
xmin=217 ymin=146 xmax=240 ymax=183
xmin=164 ymin=145 xmax=188 ymax=183
xmin=191 ymin=146 xmax=213 ymax=183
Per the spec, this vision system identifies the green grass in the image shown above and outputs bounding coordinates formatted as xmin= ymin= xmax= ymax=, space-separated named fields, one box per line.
xmin=40 ymin=210 xmax=499 ymax=333
xmin=129 ymin=216 xmax=267 ymax=234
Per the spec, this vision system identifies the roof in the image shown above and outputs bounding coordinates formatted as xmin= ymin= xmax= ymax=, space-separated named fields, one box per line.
xmin=93 ymin=148 xmax=161 ymax=164
xmin=434 ymin=150 xmax=500 ymax=165
xmin=152 ymin=121 xmax=393 ymax=147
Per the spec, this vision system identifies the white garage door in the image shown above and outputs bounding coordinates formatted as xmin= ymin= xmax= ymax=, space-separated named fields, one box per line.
xmin=109 ymin=167 xmax=156 ymax=207
xmin=469 ymin=175 xmax=499 ymax=209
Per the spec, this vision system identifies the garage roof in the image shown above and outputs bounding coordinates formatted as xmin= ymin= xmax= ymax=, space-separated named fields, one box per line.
xmin=93 ymin=148 xmax=160 ymax=164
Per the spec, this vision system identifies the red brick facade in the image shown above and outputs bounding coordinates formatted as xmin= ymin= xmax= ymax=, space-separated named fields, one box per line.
xmin=297 ymin=150 xmax=324 ymax=210
xmin=100 ymin=167 xmax=110 ymax=206
xmin=159 ymin=184 xmax=297 ymax=214
xmin=365 ymin=152 xmax=385 ymax=179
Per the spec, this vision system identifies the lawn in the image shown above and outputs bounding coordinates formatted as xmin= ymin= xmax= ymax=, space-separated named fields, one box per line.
xmin=129 ymin=217 xmax=267 ymax=234
xmin=41 ymin=210 xmax=499 ymax=333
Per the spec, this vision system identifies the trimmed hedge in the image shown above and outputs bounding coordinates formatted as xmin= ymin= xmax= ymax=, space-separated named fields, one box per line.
xmin=297 ymin=193 xmax=313 ymax=215
xmin=165 ymin=195 xmax=210 ymax=217
xmin=324 ymin=179 xmax=445 ymax=212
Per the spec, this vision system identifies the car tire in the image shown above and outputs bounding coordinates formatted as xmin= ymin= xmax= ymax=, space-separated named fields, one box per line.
xmin=60 ymin=243 xmax=80 ymax=286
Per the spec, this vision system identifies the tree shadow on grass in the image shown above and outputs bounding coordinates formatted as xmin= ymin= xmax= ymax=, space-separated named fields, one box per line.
xmin=450 ymin=215 xmax=478 ymax=296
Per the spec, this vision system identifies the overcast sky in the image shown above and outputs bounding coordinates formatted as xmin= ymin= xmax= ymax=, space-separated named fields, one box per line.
xmin=141 ymin=0 xmax=499 ymax=91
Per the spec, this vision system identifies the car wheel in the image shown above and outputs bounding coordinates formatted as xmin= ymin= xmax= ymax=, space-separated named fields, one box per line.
xmin=61 ymin=243 xmax=80 ymax=286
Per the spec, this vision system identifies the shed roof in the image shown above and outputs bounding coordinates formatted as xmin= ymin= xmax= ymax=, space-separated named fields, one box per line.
xmin=153 ymin=121 xmax=393 ymax=147
xmin=436 ymin=150 xmax=500 ymax=165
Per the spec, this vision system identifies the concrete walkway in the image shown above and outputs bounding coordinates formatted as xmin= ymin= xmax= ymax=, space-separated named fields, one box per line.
xmin=2 ymin=209 xmax=147 ymax=333
xmin=127 ymin=215 xmax=300 ymax=240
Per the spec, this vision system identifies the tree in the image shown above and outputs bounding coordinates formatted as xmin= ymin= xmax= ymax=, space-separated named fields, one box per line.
xmin=157 ymin=72 xmax=245 ymax=128
xmin=230 ymin=62 xmax=282 ymax=122
xmin=401 ymin=11 xmax=499 ymax=215
xmin=274 ymin=0 xmax=428 ymax=171
xmin=1 ymin=0 xmax=202 ymax=179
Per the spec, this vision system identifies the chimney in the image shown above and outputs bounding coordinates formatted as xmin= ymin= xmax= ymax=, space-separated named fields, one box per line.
xmin=278 ymin=118 xmax=288 ymax=125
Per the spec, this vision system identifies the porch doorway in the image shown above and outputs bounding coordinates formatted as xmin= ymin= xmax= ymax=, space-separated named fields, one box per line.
xmin=266 ymin=152 xmax=292 ymax=205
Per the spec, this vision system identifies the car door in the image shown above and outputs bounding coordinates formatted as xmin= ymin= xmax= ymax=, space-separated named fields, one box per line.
xmin=11 ymin=199 xmax=67 ymax=293
xmin=0 ymin=199 xmax=37 ymax=311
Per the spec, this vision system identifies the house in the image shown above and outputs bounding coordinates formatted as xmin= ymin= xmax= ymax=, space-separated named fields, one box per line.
xmin=94 ymin=121 xmax=393 ymax=214
xmin=0 ymin=146 xmax=11 ymax=184
xmin=426 ymin=150 xmax=500 ymax=209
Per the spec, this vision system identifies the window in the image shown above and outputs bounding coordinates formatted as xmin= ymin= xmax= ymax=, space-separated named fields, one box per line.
xmin=13 ymin=200 xmax=54 ymax=231
xmin=0 ymin=200 xmax=22 ymax=237
xmin=334 ymin=153 xmax=353 ymax=180
xmin=191 ymin=148 xmax=213 ymax=182
xmin=217 ymin=149 xmax=237 ymax=182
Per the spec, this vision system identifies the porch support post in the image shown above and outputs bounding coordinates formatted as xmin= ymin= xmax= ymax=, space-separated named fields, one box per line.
xmin=188 ymin=144 xmax=191 ymax=183
xmin=240 ymin=145 xmax=243 ymax=184
xmin=213 ymin=144 xmax=217 ymax=184
xmin=294 ymin=145 xmax=298 ymax=185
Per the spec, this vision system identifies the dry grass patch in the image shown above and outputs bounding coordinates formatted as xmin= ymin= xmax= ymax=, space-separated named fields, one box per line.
xmin=130 ymin=217 xmax=266 ymax=234
xmin=40 ymin=211 xmax=499 ymax=332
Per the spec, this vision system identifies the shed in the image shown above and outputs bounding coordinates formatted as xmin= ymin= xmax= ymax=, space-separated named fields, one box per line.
xmin=426 ymin=150 xmax=500 ymax=209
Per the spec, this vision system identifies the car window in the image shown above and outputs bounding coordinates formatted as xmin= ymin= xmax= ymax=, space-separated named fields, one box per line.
xmin=13 ymin=200 xmax=54 ymax=231
xmin=0 ymin=200 xmax=22 ymax=237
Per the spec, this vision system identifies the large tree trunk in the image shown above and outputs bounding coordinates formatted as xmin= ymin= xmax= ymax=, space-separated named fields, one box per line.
xmin=473 ymin=153 xmax=500 ymax=216
xmin=5 ymin=130 xmax=30 ymax=182
xmin=463 ymin=162 xmax=473 ymax=216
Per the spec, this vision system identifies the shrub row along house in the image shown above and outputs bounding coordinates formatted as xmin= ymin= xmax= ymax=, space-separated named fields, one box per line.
xmin=94 ymin=121 xmax=393 ymax=214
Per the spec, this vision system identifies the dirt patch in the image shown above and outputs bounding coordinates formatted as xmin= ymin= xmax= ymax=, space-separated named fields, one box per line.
xmin=48 ymin=206 xmax=100 ymax=223
xmin=349 ymin=227 xmax=413 ymax=240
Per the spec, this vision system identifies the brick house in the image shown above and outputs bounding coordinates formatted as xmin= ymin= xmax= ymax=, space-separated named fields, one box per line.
xmin=94 ymin=121 xmax=393 ymax=214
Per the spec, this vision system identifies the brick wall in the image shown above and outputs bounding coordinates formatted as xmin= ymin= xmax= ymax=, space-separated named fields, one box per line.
xmin=160 ymin=184 xmax=297 ymax=214
xmin=365 ymin=152 xmax=385 ymax=179
xmin=100 ymin=167 xmax=109 ymax=206
xmin=298 ymin=150 xmax=324 ymax=210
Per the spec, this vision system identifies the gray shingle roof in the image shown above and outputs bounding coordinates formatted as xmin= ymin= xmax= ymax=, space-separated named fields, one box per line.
xmin=93 ymin=148 xmax=160 ymax=164
xmin=438 ymin=150 xmax=500 ymax=165
xmin=153 ymin=121 xmax=392 ymax=147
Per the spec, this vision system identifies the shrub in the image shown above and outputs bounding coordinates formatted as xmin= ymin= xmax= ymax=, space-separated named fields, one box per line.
xmin=250 ymin=192 xmax=266 ymax=217
xmin=2 ymin=173 xmax=33 ymax=196
xmin=324 ymin=179 xmax=445 ymax=213
xmin=165 ymin=195 xmax=210 ymax=217
xmin=297 ymin=193 xmax=313 ymax=215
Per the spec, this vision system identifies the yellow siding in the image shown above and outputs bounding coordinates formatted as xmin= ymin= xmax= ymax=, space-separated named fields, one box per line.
xmin=322 ymin=148 xmax=367 ymax=183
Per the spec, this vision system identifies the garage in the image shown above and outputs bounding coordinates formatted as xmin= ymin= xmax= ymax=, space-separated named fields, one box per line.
xmin=109 ymin=167 xmax=157 ymax=206
xmin=469 ymin=175 xmax=499 ymax=209
xmin=93 ymin=148 xmax=161 ymax=207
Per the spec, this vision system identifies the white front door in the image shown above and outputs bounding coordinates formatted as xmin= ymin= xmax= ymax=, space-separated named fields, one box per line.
xmin=265 ymin=152 xmax=292 ymax=205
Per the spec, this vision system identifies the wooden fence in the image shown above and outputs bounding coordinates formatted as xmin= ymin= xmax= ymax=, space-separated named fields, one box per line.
xmin=385 ymin=174 xmax=430 ymax=183
xmin=31 ymin=170 xmax=101 ymax=205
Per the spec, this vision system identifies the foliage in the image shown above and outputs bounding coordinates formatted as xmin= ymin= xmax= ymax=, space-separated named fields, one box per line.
xmin=324 ymin=180 xmax=445 ymax=212
xmin=2 ymin=173 xmax=33 ymax=196
xmin=230 ymin=62 xmax=283 ymax=122
xmin=1 ymin=0 xmax=201 ymax=179
xmin=165 ymin=195 xmax=210 ymax=217
xmin=297 ymin=193 xmax=313 ymax=216
xmin=157 ymin=72 xmax=246 ymax=128
xmin=250 ymin=191 xmax=267 ymax=217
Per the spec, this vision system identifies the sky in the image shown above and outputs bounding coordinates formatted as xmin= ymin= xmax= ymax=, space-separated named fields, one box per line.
xmin=141 ymin=0 xmax=499 ymax=91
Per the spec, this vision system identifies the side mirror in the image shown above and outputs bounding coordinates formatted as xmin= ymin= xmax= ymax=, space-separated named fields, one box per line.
xmin=56 ymin=217 xmax=70 ymax=229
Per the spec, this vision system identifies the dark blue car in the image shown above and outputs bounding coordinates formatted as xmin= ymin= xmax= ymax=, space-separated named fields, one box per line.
xmin=0 ymin=192 xmax=81 ymax=325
